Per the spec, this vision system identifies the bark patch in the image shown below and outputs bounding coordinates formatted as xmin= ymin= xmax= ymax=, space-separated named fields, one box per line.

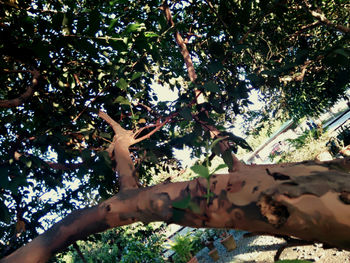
xmin=266 ymin=169 xmax=290 ymax=180
xmin=339 ymin=191 xmax=350 ymax=205
xmin=227 ymin=180 xmax=244 ymax=193
xmin=257 ymin=195 xmax=289 ymax=228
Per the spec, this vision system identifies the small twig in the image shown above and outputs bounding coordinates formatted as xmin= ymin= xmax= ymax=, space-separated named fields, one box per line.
xmin=64 ymin=34 xmax=124 ymax=42
xmin=13 ymin=151 xmax=83 ymax=171
xmin=289 ymin=21 xmax=321 ymax=41
xmin=73 ymin=74 xmax=84 ymax=90
xmin=204 ymin=0 xmax=229 ymax=31
xmin=194 ymin=115 xmax=243 ymax=172
xmin=73 ymin=86 xmax=108 ymax=122
xmin=133 ymin=122 xmax=159 ymax=138
xmin=73 ymin=242 xmax=88 ymax=263
xmin=160 ymin=0 xmax=242 ymax=172
xmin=133 ymin=118 xmax=170 ymax=144
xmin=238 ymin=15 xmax=266 ymax=44
xmin=134 ymin=101 xmax=160 ymax=117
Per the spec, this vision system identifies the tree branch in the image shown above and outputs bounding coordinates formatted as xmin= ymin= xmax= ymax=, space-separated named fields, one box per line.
xmin=13 ymin=151 xmax=83 ymax=171
xmin=0 ymin=69 xmax=40 ymax=108
xmin=303 ymin=0 xmax=350 ymax=34
xmin=133 ymin=117 xmax=171 ymax=144
xmin=289 ymin=21 xmax=321 ymax=41
xmin=238 ymin=15 xmax=267 ymax=44
xmin=204 ymin=0 xmax=230 ymax=32
xmin=99 ymin=111 xmax=139 ymax=190
xmin=2 ymin=157 xmax=350 ymax=263
xmin=160 ymin=1 xmax=243 ymax=171
xmin=160 ymin=1 xmax=197 ymax=83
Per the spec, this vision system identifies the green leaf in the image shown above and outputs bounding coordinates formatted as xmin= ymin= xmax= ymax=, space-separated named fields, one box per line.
xmin=172 ymin=194 xmax=191 ymax=209
xmin=172 ymin=209 xmax=186 ymax=223
xmin=179 ymin=107 xmax=192 ymax=121
xmin=204 ymin=81 xmax=220 ymax=93
xmin=99 ymin=132 xmax=112 ymax=139
xmin=222 ymin=149 xmax=233 ymax=170
xmin=193 ymin=122 xmax=203 ymax=137
xmin=261 ymin=70 xmax=278 ymax=76
xmin=123 ymin=23 xmax=144 ymax=35
xmin=211 ymin=163 xmax=228 ymax=174
xmin=209 ymin=137 xmax=226 ymax=151
xmin=25 ymin=160 xmax=32 ymax=168
xmin=227 ymin=133 xmax=252 ymax=151
xmin=116 ymin=78 xmax=128 ymax=90
xmin=188 ymin=202 xmax=201 ymax=214
xmin=98 ymin=72 xmax=107 ymax=80
xmin=81 ymin=149 xmax=91 ymax=162
xmin=114 ymin=96 xmax=130 ymax=105
xmin=107 ymin=18 xmax=119 ymax=33
xmin=131 ymin=72 xmax=142 ymax=81
xmin=333 ymin=48 xmax=350 ymax=58
xmin=144 ymin=31 xmax=159 ymax=38
xmin=32 ymin=42 xmax=50 ymax=65
xmin=191 ymin=165 xmax=210 ymax=178
xmin=208 ymin=61 xmax=223 ymax=74
xmin=87 ymin=9 xmax=101 ymax=35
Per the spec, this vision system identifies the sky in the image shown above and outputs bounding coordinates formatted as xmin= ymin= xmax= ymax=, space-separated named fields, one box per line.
xmin=151 ymin=82 xmax=264 ymax=167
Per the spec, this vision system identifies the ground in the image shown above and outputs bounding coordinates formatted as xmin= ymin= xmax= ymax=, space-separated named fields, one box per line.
xmin=196 ymin=230 xmax=350 ymax=263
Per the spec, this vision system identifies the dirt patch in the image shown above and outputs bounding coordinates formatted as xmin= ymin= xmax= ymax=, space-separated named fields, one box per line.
xmin=196 ymin=231 xmax=350 ymax=263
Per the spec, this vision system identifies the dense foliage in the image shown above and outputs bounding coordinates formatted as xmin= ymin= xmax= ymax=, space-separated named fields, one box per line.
xmin=53 ymin=223 xmax=166 ymax=263
xmin=0 ymin=0 xmax=349 ymax=258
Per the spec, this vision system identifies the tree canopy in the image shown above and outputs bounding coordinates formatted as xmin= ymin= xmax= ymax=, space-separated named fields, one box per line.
xmin=0 ymin=0 xmax=349 ymax=261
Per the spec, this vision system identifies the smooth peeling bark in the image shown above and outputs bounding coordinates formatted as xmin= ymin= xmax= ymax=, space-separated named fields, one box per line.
xmin=0 ymin=206 xmax=110 ymax=263
xmin=2 ymin=157 xmax=350 ymax=263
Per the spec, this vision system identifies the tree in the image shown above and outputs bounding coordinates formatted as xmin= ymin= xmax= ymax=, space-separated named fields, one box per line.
xmin=0 ymin=0 xmax=349 ymax=262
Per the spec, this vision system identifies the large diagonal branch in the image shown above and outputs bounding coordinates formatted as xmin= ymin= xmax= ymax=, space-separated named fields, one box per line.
xmin=160 ymin=1 xmax=197 ymax=82
xmin=0 ymin=69 xmax=40 ymax=108
xmin=2 ymin=157 xmax=350 ymax=263
xmin=303 ymin=0 xmax=350 ymax=34
xmin=161 ymin=1 xmax=243 ymax=171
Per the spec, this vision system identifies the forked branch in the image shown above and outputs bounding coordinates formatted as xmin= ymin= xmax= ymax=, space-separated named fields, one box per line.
xmin=99 ymin=111 xmax=175 ymax=190
xmin=0 ymin=69 xmax=40 ymax=108
xmin=99 ymin=110 xmax=139 ymax=190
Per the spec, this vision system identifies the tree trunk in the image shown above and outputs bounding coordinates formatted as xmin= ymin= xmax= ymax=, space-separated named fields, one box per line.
xmin=1 ymin=158 xmax=350 ymax=263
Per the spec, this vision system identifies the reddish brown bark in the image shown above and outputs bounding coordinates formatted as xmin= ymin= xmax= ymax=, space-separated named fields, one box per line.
xmin=160 ymin=1 xmax=197 ymax=83
xmin=161 ymin=1 xmax=243 ymax=172
xmin=2 ymin=112 xmax=350 ymax=263
xmin=2 ymin=156 xmax=350 ymax=263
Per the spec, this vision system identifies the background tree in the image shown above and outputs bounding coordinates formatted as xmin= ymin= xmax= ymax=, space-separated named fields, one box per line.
xmin=0 ymin=0 xmax=349 ymax=262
